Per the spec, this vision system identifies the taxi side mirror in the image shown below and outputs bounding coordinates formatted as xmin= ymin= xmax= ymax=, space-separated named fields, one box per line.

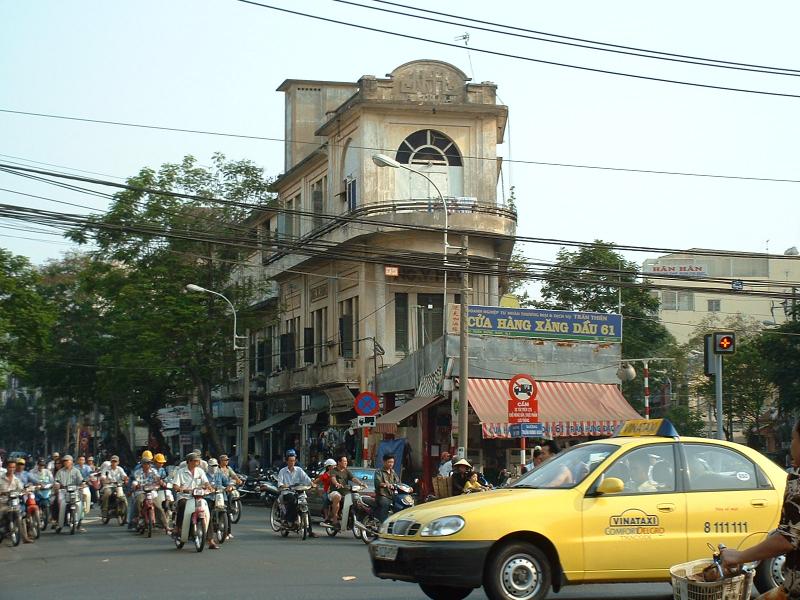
xmin=596 ymin=477 xmax=625 ymax=495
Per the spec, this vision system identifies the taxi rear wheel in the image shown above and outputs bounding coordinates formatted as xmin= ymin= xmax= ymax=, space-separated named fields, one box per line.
xmin=419 ymin=584 xmax=473 ymax=600
xmin=485 ymin=542 xmax=551 ymax=600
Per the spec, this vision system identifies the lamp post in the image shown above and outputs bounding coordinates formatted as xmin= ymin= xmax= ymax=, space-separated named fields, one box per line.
xmin=371 ymin=154 xmax=449 ymax=342
xmin=616 ymin=357 xmax=675 ymax=419
xmin=185 ymin=284 xmax=249 ymax=463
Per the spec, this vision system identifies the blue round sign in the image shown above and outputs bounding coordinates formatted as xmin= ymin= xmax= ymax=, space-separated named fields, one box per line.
xmin=354 ymin=391 xmax=379 ymax=416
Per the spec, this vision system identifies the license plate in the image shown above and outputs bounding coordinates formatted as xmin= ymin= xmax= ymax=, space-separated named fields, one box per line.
xmin=373 ymin=543 xmax=398 ymax=561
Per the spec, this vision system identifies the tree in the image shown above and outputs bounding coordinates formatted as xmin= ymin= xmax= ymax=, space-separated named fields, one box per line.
xmin=66 ymin=154 xmax=276 ymax=455
xmin=0 ymin=248 xmax=55 ymax=379
xmin=535 ymin=241 xmax=676 ymax=405
xmin=761 ymin=320 xmax=800 ymax=413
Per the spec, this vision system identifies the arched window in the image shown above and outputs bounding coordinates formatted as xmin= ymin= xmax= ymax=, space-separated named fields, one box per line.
xmin=395 ymin=129 xmax=462 ymax=166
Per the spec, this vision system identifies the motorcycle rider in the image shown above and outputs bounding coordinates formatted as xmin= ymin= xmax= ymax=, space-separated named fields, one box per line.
xmin=100 ymin=455 xmax=128 ymax=520
xmin=314 ymin=458 xmax=337 ymax=526
xmin=172 ymin=452 xmax=217 ymax=549
xmin=14 ymin=458 xmax=30 ymax=485
xmin=1 ymin=460 xmax=31 ymax=543
xmin=373 ymin=454 xmax=400 ymax=523
xmin=327 ymin=454 xmax=363 ymax=531
xmin=277 ymin=451 xmax=316 ymax=537
xmin=54 ymin=455 xmax=86 ymax=532
xmin=153 ymin=454 xmax=168 ymax=479
xmin=74 ymin=456 xmax=92 ymax=516
xmin=217 ymin=455 xmax=241 ymax=486
xmin=132 ymin=457 xmax=169 ymax=534
xmin=46 ymin=452 xmax=60 ymax=472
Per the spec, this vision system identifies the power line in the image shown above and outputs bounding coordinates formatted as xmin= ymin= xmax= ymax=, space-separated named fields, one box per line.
xmin=335 ymin=0 xmax=800 ymax=78
xmin=366 ymin=0 xmax=800 ymax=75
xmin=233 ymin=0 xmax=800 ymax=99
xmin=4 ymin=109 xmax=800 ymax=185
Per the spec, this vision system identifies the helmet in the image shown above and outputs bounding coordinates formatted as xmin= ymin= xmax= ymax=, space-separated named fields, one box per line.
xmin=154 ymin=453 xmax=166 ymax=464
xmin=324 ymin=458 xmax=336 ymax=467
xmin=141 ymin=450 xmax=154 ymax=461
xmin=286 ymin=449 xmax=297 ymax=458
xmin=16 ymin=458 xmax=25 ymax=465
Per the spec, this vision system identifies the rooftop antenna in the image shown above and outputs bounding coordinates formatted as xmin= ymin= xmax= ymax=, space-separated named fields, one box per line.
xmin=455 ymin=32 xmax=474 ymax=80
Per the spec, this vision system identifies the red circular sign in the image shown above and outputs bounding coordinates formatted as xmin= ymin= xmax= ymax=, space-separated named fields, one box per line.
xmin=508 ymin=374 xmax=537 ymax=402
xmin=354 ymin=391 xmax=379 ymax=416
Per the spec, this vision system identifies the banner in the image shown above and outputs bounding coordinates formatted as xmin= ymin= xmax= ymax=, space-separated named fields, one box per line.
xmin=449 ymin=305 xmax=622 ymax=343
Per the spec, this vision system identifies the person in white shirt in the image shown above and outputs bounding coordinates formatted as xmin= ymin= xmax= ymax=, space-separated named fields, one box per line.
xmin=438 ymin=452 xmax=453 ymax=477
xmin=276 ymin=452 xmax=315 ymax=537
xmin=178 ymin=449 xmax=209 ymax=472
xmin=171 ymin=452 xmax=216 ymax=548
xmin=100 ymin=455 xmax=128 ymax=518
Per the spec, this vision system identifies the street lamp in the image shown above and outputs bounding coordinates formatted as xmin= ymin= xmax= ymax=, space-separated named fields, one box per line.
xmin=615 ymin=357 xmax=675 ymax=419
xmin=185 ymin=284 xmax=246 ymax=350
xmin=372 ymin=153 xmax=449 ymax=342
xmin=185 ymin=283 xmax=250 ymax=463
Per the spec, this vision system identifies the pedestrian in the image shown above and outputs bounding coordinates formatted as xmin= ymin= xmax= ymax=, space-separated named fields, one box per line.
xmin=438 ymin=451 xmax=453 ymax=477
xmin=532 ymin=448 xmax=544 ymax=467
xmin=451 ymin=459 xmax=471 ymax=495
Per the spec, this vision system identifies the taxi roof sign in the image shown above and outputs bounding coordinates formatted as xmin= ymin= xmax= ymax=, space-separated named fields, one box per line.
xmin=615 ymin=419 xmax=679 ymax=438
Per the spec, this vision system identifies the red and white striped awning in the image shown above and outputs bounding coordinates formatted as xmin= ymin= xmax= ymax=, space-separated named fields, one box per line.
xmin=457 ymin=378 xmax=640 ymax=439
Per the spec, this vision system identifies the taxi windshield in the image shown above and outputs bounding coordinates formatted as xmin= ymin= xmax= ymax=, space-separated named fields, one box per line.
xmin=511 ymin=444 xmax=617 ymax=489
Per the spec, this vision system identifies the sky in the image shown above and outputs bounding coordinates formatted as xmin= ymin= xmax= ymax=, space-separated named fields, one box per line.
xmin=1 ymin=0 xmax=799 ymax=271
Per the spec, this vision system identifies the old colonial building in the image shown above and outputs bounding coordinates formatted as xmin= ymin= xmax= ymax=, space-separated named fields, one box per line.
xmin=243 ymin=60 xmax=517 ymax=465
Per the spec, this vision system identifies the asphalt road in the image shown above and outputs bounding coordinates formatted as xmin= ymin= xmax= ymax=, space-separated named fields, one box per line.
xmin=1 ymin=505 xmax=673 ymax=600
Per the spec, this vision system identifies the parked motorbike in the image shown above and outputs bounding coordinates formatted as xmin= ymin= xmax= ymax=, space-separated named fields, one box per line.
xmin=0 ymin=491 xmax=22 ymax=546
xmin=270 ymin=484 xmax=312 ymax=540
xmin=135 ymin=483 xmax=160 ymax=538
xmin=101 ymin=482 xmax=127 ymax=526
xmin=353 ymin=482 xmax=415 ymax=544
xmin=324 ymin=483 xmax=366 ymax=538
xmin=174 ymin=487 xmax=210 ymax=553
xmin=209 ymin=485 xmax=230 ymax=544
xmin=22 ymin=485 xmax=41 ymax=541
xmin=55 ymin=483 xmax=82 ymax=535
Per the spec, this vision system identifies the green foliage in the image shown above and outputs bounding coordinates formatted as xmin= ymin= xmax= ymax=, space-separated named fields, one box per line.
xmin=0 ymin=248 xmax=55 ymax=378
xmin=664 ymin=405 xmax=707 ymax=437
xmin=761 ymin=320 xmax=800 ymax=413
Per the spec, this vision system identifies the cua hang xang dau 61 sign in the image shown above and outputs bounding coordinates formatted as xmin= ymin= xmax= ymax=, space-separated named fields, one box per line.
xmin=448 ymin=305 xmax=622 ymax=343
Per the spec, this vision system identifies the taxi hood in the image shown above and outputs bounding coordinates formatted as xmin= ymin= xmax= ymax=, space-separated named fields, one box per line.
xmin=392 ymin=488 xmax=566 ymax=523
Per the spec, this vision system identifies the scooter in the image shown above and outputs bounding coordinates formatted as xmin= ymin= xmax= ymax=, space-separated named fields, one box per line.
xmin=323 ymin=483 xmax=366 ymax=538
xmin=55 ymin=483 xmax=83 ymax=535
xmin=174 ymin=487 xmax=210 ymax=552
xmin=157 ymin=482 xmax=174 ymax=526
xmin=35 ymin=483 xmax=53 ymax=531
xmin=209 ymin=485 xmax=230 ymax=544
xmin=270 ymin=484 xmax=312 ymax=540
xmin=22 ymin=485 xmax=41 ymax=541
xmin=353 ymin=482 xmax=415 ymax=544
xmin=101 ymin=482 xmax=127 ymax=525
xmin=135 ymin=483 xmax=159 ymax=538
xmin=227 ymin=483 xmax=242 ymax=524
xmin=0 ymin=491 xmax=22 ymax=546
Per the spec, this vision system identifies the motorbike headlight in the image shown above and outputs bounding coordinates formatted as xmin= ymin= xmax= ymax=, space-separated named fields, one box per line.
xmin=420 ymin=516 xmax=465 ymax=537
xmin=401 ymin=496 xmax=414 ymax=506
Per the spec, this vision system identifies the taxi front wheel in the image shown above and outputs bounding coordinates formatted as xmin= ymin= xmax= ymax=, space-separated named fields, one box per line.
xmin=419 ymin=584 xmax=473 ymax=600
xmin=484 ymin=542 xmax=551 ymax=600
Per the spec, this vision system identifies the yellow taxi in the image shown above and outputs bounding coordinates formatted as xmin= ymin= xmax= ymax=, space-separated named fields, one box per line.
xmin=369 ymin=420 xmax=789 ymax=600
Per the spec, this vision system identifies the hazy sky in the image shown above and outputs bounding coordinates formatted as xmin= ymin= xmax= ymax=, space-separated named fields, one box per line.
xmin=2 ymin=0 xmax=799 ymax=268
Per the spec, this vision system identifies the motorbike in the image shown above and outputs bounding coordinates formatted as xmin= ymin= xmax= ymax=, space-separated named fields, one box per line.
xmin=240 ymin=469 xmax=279 ymax=507
xmin=157 ymin=481 xmax=174 ymax=526
xmin=227 ymin=483 xmax=242 ymax=524
xmin=22 ymin=485 xmax=41 ymax=541
xmin=270 ymin=484 xmax=312 ymax=540
xmin=209 ymin=485 xmax=230 ymax=544
xmin=101 ymin=481 xmax=127 ymax=526
xmin=324 ymin=483 xmax=367 ymax=539
xmin=353 ymin=482 xmax=415 ymax=544
xmin=0 ymin=491 xmax=22 ymax=546
xmin=174 ymin=487 xmax=210 ymax=552
xmin=55 ymin=483 xmax=82 ymax=535
xmin=135 ymin=483 xmax=160 ymax=538
xmin=35 ymin=483 xmax=53 ymax=531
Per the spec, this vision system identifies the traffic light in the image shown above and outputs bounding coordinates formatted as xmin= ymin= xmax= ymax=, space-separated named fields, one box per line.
xmin=713 ymin=332 xmax=736 ymax=354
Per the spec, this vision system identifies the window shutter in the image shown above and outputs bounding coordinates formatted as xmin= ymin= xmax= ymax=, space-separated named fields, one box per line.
xmin=394 ymin=293 xmax=408 ymax=353
xmin=312 ymin=189 xmax=323 ymax=230
xmin=339 ymin=315 xmax=353 ymax=358
xmin=279 ymin=333 xmax=292 ymax=368
xmin=303 ymin=327 xmax=315 ymax=364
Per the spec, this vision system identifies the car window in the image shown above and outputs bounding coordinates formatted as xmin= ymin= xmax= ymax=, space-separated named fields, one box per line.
xmin=512 ymin=444 xmax=617 ymax=489
xmin=603 ymin=444 xmax=676 ymax=494
xmin=684 ymin=444 xmax=758 ymax=491
xmin=349 ymin=468 xmax=376 ymax=490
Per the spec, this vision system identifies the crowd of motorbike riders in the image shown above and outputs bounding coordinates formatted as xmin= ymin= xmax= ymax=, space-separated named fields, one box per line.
xmin=0 ymin=443 xmax=504 ymax=550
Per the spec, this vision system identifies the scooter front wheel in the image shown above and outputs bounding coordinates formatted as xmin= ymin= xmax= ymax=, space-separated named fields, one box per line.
xmin=301 ymin=513 xmax=309 ymax=541
xmin=193 ymin=518 xmax=205 ymax=552
xmin=325 ymin=524 xmax=338 ymax=537
xmin=230 ymin=498 xmax=242 ymax=524
xmin=361 ymin=516 xmax=380 ymax=544
xmin=9 ymin=516 xmax=21 ymax=546
xmin=269 ymin=503 xmax=281 ymax=532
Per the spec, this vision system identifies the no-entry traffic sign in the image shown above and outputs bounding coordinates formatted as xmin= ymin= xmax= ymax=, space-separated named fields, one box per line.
xmin=354 ymin=391 xmax=379 ymax=416
xmin=508 ymin=373 xmax=539 ymax=424
xmin=509 ymin=374 xmax=538 ymax=402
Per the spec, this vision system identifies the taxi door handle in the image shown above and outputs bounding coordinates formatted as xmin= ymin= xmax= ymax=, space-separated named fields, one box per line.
xmin=751 ymin=499 xmax=767 ymax=507
xmin=657 ymin=503 xmax=675 ymax=512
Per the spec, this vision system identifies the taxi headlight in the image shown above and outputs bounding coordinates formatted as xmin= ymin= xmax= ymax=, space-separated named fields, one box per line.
xmin=420 ymin=516 xmax=464 ymax=537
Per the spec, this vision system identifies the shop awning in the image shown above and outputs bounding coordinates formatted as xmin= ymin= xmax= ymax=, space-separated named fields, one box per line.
xmin=325 ymin=386 xmax=355 ymax=413
xmin=458 ymin=378 xmax=640 ymax=439
xmin=375 ymin=395 xmax=443 ymax=433
xmin=249 ymin=412 xmax=297 ymax=433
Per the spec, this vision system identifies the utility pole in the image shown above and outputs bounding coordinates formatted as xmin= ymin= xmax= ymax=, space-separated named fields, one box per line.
xmin=241 ymin=329 xmax=250 ymax=467
xmin=715 ymin=353 xmax=724 ymax=440
xmin=457 ymin=235 xmax=470 ymax=461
